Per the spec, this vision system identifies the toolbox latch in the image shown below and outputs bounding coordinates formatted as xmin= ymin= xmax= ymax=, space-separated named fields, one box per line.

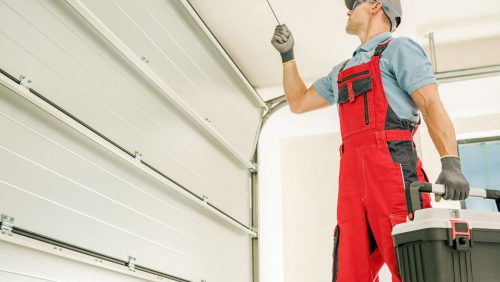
xmin=450 ymin=220 xmax=471 ymax=251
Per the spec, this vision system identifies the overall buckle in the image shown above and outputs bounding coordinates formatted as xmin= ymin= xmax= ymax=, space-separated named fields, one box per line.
xmin=375 ymin=131 xmax=387 ymax=148
xmin=347 ymin=83 xmax=355 ymax=103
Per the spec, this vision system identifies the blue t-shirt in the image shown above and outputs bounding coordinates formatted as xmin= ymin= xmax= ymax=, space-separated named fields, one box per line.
xmin=313 ymin=32 xmax=436 ymax=123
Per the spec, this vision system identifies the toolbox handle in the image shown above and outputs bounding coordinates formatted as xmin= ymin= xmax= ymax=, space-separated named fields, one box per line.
xmin=432 ymin=184 xmax=498 ymax=199
xmin=405 ymin=181 xmax=500 ymax=220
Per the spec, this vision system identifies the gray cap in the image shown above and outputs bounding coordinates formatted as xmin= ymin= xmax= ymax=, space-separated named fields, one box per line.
xmin=345 ymin=0 xmax=402 ymax=32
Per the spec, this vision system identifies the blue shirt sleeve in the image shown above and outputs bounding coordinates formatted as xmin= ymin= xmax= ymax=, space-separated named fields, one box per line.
xmin=387 ymin=37 xmax=437 ymax=95
xmin=312 ymin=65 xmax=340 ymax=105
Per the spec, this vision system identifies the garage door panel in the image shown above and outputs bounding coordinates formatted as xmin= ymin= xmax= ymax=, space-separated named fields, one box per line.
xmin=0 ymin=147 xmax=248 ymax=270
xmin=0 ymin=0 xmax=254 ymax=225
xmin=0 ymin=87 xmax=247 ymax=242
xmin=0 ymin=240 xmax=156 ymax=282
xmin=77 ymin=0 xmax=260 ymax=157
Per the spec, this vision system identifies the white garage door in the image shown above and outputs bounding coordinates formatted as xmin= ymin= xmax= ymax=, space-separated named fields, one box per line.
xmin=0 ymin=0 xmax=263 ymax=281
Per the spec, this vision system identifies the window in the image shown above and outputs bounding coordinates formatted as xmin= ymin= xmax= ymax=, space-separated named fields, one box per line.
xmin=458 ymin=138 xmax=500 ymax=211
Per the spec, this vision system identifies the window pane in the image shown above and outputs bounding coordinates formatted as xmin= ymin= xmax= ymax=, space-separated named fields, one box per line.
xmin=459 ymin=143 xmax=488 ymax=187
xmin=459 ymin=142 xmax=496 ymax=211
xmin=486 ymin=141 xmax=500 ymax=188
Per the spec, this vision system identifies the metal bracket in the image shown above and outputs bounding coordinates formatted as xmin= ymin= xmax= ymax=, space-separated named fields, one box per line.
xmin=134 ymin=151 xmax=142 ymax=162
xmin=249 ymin=163 xmax=258 ymax=173
xmin=127 ymin=256 xmax=136 ymax=271
xmin=0 ymin=214 xmax=15 ymax=236
xmin=19 ymin=75 xmax=32 ymax=89
xmin=250 ymin=226 xmax=258 ymax=237
xmin=202 ymin=195 xmax=208 ymax=203
xmin=426 ymin=32 xmax=438 ymax=73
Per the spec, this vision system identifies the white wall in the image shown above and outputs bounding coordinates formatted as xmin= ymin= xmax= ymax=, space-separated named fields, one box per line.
xmin=257 ymin=105 xmax=339 ymax=282
xmin=280 ymin=132 xmax=341 ymax=282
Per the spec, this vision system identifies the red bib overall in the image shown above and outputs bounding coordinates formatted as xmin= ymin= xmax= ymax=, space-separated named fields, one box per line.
xmin=332 ymin=40 xmax=431 ymax=281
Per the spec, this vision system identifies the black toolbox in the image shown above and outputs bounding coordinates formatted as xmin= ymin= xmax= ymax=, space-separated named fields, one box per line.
xmin=392 ymin=181 xmax=500 ymax=282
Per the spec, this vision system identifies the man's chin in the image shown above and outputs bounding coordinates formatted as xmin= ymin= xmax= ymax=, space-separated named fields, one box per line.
xmin=345 ymin=26 xmax=356 ymax=35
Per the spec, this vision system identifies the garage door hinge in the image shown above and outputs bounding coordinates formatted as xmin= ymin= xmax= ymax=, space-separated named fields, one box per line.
xmin=0 ymin=214 xmax=15 ymax=236
xmin=127 ymin=256 xmax=136 ymax=271
xmin=250 ymin=226 xmax=258 ymax=235
xmin=19 ymin=75 xmax=32 ymax=89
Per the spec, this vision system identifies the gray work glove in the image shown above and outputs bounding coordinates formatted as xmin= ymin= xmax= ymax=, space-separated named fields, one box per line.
xmin=435 ymin=156 xmax=470 ymax=201
xmin=271 ymin=24 xmax=295 ymax=63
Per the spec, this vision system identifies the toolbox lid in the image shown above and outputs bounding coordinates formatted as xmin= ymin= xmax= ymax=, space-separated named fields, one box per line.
xmin=392 ymin=208 xmax=500 ymax=236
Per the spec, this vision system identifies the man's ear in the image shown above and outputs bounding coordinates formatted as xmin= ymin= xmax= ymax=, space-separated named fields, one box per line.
xmin=370 ymin=1 xmax=383 ymax=15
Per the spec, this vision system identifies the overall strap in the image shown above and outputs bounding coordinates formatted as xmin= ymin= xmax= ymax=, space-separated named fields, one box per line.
xmin=338 ymin=59 xmax=350 ymax=73
xmin=373 ymin=38 xmax=393 ymax=57
xmin=339 ymin=38 xmax=393 ymax=72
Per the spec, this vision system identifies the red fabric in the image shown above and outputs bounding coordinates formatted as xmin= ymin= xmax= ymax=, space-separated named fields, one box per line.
xmin=334 ymin=41 xmax=431 ymax=281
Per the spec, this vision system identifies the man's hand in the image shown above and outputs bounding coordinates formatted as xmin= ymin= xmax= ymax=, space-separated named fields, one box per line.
xmin=270 ymin=24 xmax=329 ymax=114
xmin=271 ymin=24 xmax=295 ymax=63
xmin=436 ymin=156 xmax=470 ymax=201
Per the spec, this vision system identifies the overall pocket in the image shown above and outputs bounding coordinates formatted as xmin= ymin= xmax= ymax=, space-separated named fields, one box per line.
xmin=338 ymin=75 xmax=374 ymax=136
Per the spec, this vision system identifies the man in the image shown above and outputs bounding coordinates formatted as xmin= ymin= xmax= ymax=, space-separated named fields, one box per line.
xmin=271 ymin=0 xmax=470 ymax=281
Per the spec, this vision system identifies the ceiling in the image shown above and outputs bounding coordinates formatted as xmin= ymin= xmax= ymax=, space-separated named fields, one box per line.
xmin=188 ymin=0 xmax=500 ymax=101
xmin=414 ymin=0 xmax=500 ymax=44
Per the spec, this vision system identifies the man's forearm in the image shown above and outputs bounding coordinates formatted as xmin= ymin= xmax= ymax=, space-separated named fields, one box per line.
xmin=412 ymin=84 xmax=469 ymax=200
xmin=283 ymin=61 xmax=307 ymax=112
xmin=421 ymin=99 xmax=458 ymax=157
